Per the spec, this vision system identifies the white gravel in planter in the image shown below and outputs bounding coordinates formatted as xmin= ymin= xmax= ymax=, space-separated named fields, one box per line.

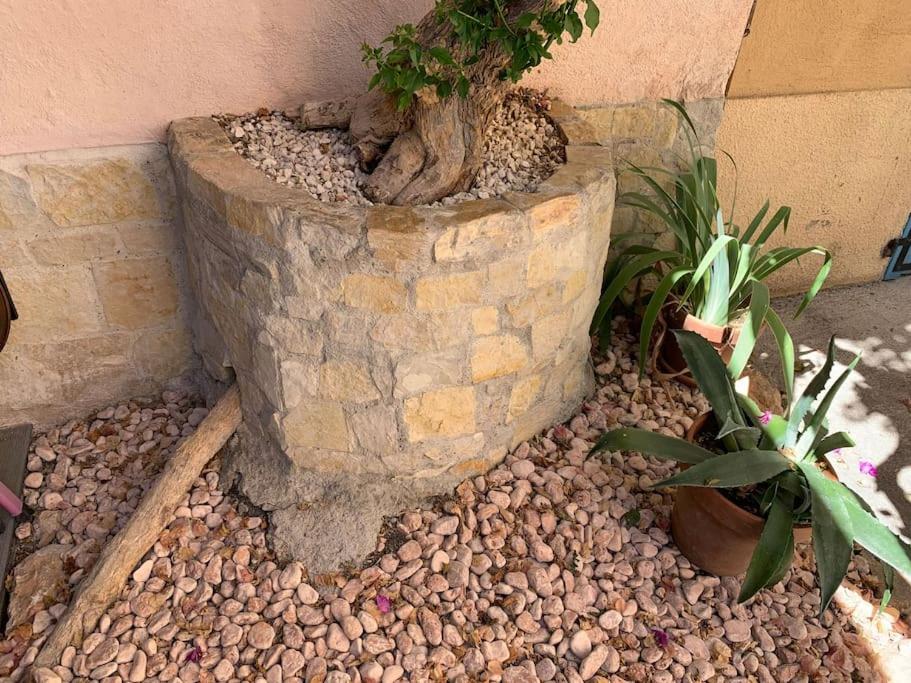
xmin=215 ymin=90 xmax=565 ymax=207
xmin=4 ymin=323 xmax=909 ymax=682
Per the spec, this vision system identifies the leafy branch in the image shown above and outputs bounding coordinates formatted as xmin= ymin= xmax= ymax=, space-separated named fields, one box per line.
xmin=362 ymin=0 xmax=600 ymax=110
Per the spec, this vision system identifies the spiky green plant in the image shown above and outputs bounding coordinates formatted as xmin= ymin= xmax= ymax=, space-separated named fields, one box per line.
xmin=594 ymin=329 xmax=911 ymax=609
xmin=590 ymin=100 xmax=832 ymax=369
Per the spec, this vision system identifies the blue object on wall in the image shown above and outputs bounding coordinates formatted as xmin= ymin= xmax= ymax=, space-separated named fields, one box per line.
xmin=884 ymin=214 xmax=911 ymax=281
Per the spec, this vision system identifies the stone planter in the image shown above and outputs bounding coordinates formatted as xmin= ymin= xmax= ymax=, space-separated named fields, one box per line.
xmin=168 ymin=102 xmax=615 ymax=571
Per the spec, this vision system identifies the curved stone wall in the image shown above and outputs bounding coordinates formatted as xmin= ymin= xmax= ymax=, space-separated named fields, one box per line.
xmin=168 ymin=103 xmax=614 ymax=571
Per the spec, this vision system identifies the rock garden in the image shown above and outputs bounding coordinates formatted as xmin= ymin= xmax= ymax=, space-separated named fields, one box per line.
xmin=1 ymin=2 xmax=909 ymax=682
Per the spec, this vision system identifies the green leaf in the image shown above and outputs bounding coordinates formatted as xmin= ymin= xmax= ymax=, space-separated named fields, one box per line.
xmin=637 ymin=267 xmax=693 ymax=377
xmin=740 ymin=200 xmax=770 ymax=244
xmin=590 ymin=250 xmax=680 ymax=335
xmin=716 ymin=415 xmax=761 ymax=446
xmin=592 ymin=428 xmax=718 ymax=464
xmin=456 ymin=76 xmax=470 ymax=98
xmin=654 ymin=449 xmax=792 ymax=489
xmin=786 ymin=337 xmax=837 ymax=447
xmin=812 ymin=431 xmax=855 ymax=461
xmin=584 ymin=0 xmax=601 ymax=33
xmin=764 ymin=307 xmax=795 ymax=412
xmin=674 ymin=330 xmax=744 ymax=429
xmin=879 ymin=564 xmax=895 ymax=616
xmin=801 ymin=463 xmax=854 ymax=613
xmin=565 ymin=12 xmax=583 ymax=41
xmin=752 ymin=205 xmax=791 ymax=251
xmin=727 ymin=281 xmax=770 ymax=379
xmin=428 ymin=46 xmax=456 ymax=66
xmin=794 ymin=250 xmax=832 ymax=317
xmin=841 ymin=491 xmax=911 ymax=577
xmin=622 ymin=508 xmax=641 ymax=527
xmin=740 ymin=491 xmax=795 ymax=602
xmin=795 ymin=352 xmax=861 ymax=456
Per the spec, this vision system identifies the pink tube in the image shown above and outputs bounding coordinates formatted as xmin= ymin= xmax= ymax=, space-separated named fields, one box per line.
xmin=0 ymin=479 xmax=22 ymax=517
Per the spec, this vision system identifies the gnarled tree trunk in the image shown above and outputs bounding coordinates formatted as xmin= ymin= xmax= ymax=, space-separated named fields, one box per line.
xmin=307 ymin=0 xmax=556 ymax=206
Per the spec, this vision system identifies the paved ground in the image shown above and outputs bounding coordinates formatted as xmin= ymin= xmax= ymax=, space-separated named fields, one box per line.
xmin=757 ymin=278 xmax=911 ymax=604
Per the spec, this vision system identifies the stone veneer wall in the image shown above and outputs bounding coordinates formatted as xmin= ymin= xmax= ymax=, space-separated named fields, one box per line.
xmin=168 ymin=102 xmax=615 ymax=570
xmin=0 ymin=145 xmax=196 ymax=427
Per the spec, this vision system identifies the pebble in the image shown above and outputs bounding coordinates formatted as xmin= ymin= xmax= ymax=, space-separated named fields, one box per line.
xmin=0 ymin=323 xmax=901 ymax=683
xmin=216 ymin=89 xmax=564 ymax=206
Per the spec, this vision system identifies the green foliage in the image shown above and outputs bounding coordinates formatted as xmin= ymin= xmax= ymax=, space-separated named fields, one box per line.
xmin=594 ymin=330 xmax=911 ymax=609
xmin=362 ymin=0 xmax=600 ymax=110
xmin=590 ymin=100 xmax=832 ymax=370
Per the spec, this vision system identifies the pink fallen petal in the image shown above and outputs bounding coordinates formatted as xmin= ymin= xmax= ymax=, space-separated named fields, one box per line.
xmin=376 ymin=594 xmax=391 ymax=613
xmin=859 ymin=460 xmax=878 ymax=478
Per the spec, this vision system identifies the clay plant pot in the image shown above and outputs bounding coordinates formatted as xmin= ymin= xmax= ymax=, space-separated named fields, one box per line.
xmin=657 ymin=304 xmax=740 ymax=386
xmin=669 ymin=412 xmax=811 ymax=576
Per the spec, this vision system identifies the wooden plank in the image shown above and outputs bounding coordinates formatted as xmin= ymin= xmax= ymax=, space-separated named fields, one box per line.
xmin=0 ymin=424 xmax=31 ymax=625
xmin=30 ymin=385 xmax=241 ymax=677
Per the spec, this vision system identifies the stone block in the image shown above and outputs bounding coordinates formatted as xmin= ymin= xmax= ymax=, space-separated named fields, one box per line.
xmin=394 ymin=349 xmax=465 ymax=397
xmin=404 ymin=386 xmax=476 ymax=442
xmin=349 ymin=404 xmax=399 ymax=455
xmin=471 ymin=307 xmax=499 ymax=335
xmin=562 ymin=269 xmax=588 ymax=304
xmin=611 ymin=103 xmax=657 ymax=141
xmin=226 ymin=195 xmax=283 ymax=246
xmin=319 ymin=360 xmax=381 ymax=403
xmin=370 ymin=312 xmax=464 ymax=352
xmin=116 ymin=222 xmax=178 ymax=255
xmin=280 ymin=359 xmax=319 ymax=408
xmin=93 ymin=257 xmax=179 ymax=330
xmin=471 ymin=335 xmax=529 ymax=382
xmin=3 ymin=267 xmax=104 ymax=344
xmin=508 ymin=374 xmax=543 ymax=420
xmin=415 ymin=270 xmax=484 ymax=310
xmin=27 ymin=159 xmax=161 ymax=227
xmin=342 ymin=273 xmax=407 ymax=313
xmin=367 ymin=206 xmax=428 ymax=271
xmin=526 ymin=231 xmax=587 ymax=289
xmin=0 ymin=169 xmax=52 ymax=233
xmin=133 ymin=326 xmax=194 ymax=380
xmin=576 ymin=107 xmax=614 ymax=146
xmin=434 ymin=201 xmax=524 ymax=262
xmin=263 ymin=317 xmax=323 ymax=357
xmin=284 ymin=401 xmax=349 ymax=452
xmin=531 ymin=310 xmax=573 ymax=361
xmin=506 ymin=282 xmax=563 ymax=328
xmin=28 ymin=228 xmax=123 ymax=265
xmin=527 ymin=194 xmax=581 ymax=239
xmin=487 ymin=256 xmax=527 ymax=299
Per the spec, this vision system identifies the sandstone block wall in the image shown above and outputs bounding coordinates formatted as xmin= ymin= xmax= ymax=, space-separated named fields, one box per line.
xmin=169 ymin=104 xmax=615 ymax=570
xmin=0 ymin=145 xmax=196 ymax=426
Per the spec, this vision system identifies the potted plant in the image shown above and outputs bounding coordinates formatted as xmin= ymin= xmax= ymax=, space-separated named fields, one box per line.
xmin=594 ymin=329 xmax=911 ymax=610
xmin=591 ymin=100 xmax=832 ymax=381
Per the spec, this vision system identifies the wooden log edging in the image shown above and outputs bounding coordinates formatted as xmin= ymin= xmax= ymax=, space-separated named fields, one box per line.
xmin=29 ymin=385 xmax=242 ymax=677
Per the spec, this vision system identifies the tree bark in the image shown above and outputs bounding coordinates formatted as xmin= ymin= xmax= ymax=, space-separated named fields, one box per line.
xmin=347 ymin=0 xmax=556 ymax=205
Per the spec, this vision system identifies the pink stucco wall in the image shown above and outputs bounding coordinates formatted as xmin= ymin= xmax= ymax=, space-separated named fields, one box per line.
xmin=0 ymin=0 xmax=753 ymax=155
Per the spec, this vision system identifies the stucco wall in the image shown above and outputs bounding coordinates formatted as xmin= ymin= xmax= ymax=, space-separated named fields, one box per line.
xmin=728 ymin=0 xmax=911 ymax=98
xmin=716 ymin=89 xmax=911 ymax=294
xmin=0 ymin=0 xmax=753 ymax=155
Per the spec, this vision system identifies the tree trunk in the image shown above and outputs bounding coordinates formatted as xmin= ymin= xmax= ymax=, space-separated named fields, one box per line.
xmin=346 ymin=0 xmax=555 ymax=206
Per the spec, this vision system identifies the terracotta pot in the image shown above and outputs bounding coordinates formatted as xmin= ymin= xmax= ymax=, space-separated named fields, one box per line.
xmin=670 ymin=412 xmax=811 ymax=576
xmin=657 ymin=304 xmax=740 ymax=384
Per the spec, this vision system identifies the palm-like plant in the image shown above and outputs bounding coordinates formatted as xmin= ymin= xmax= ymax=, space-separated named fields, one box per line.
xmin=591 ymin=100 xmax=832 ymax=370
xmin=594 ymin=330 xmax=911 ymax=609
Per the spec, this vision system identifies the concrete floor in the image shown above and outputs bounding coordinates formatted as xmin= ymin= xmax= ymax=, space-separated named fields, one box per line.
xmin=755 ymin=277 xmax=911 ymax=604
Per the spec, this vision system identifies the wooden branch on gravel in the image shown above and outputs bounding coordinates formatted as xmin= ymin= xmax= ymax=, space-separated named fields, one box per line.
xmin=29 ymin=385 xmax=242 ymax=678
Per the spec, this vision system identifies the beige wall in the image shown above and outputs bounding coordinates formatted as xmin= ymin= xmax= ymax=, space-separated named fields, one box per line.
xmin=717 ymin=89 xmax=911 ymax=294
xmin=728 ymin=0 xmax=911 ymax=98
xmin=0 ymin=0 xmax=753 ymax=155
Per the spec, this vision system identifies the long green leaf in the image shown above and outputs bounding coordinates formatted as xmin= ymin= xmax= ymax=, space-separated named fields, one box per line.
xmin=700 ymin=209 xmax=732 ymax=325
xmin=795 ymin=352 xmax=861 ymax=456
xmin=590 ymin=250 xmax=680 ymax=333
xmin=794 ymin=250 xmax=832 ymax=317
xmin=801 ymin=464 xmax=854 ymax=613
xmin=674 ymin=330 xmax=743 ymax=428
xmin=592 ymin=428 xmax=717 ymax=464
xmin=727 ymin=281 xmax=770 ymax=379
xmin=764 ymin=307 xmax=795 ymax=412
xmin=739 ymin=200 xmax=770 ymax=244
xmin=654 ymin=449 xmax=792 ymax=489
xmin=812 ymin=431 xmax=855 ymax=461
xmin=840 ymin=490 xmax=911 ymax=577
xmin=752 ymin=205 xmax=791 ymax=251
xmin=739 ymin=491 xmax=795 ymax=602
xmin=678 ymin=234 xmax=734 ymax=309
xmin=786 ymin=337 xmax=837 ymax=447
xmin=637 ymin=267 xmax=694 ymax=376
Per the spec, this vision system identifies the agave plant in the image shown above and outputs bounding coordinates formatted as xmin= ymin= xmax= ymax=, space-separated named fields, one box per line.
xmin=591 ymin=99 xmax=832 ymax=368
xmin=594 ymin=329 xmax=911 ymax=609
